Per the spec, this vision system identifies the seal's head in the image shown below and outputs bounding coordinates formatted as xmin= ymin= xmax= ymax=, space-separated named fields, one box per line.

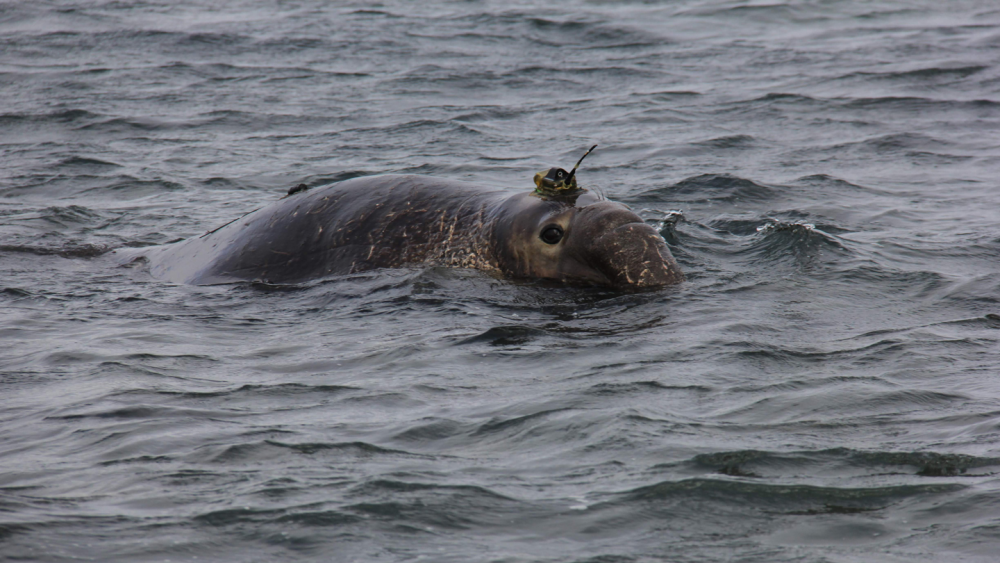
xmin=491 ymin=148 xmax=683 ymax=289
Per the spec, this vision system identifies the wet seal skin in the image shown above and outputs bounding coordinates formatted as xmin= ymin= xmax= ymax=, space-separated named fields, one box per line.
xmin=118 ymin=148 xmax=684 ymax=289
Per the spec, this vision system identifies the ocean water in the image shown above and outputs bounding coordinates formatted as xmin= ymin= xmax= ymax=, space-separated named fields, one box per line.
xmin=3 ymin=1 xmax=1000 ymax=561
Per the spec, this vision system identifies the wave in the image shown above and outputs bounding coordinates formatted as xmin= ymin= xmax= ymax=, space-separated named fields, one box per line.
xmin=524 ymin=17 xmax=665 ymax=49
xmin=732 ymin=92 xmax=1000 ymax=113
xmin=585 ymin=380 xmax=714 ymax=396
xmin=840 ymin=96 xmax=1000 ymax=112
xmin=841 ymin=65 xmax=987 ymax=83
xmin=55 ymin=156 xmax=122 ymax=170
xmin=111 ymin=383 xmax=359 ymax=400
xmin=693 ymin=134 xmax=758 ymax=150
xmin=341 ymin=480 xmax=522 ymax=531
xmin=823 ymin=132 xmax=959 ymax=158
xmin=457 ymin=325 xmax=547 ymax=346
xmin=683 ymin=448 xmax=1000 ymax=479
xmin=615 ymin=477 xmax=966 ymax=511
xmin=684 ymin=217 xmax=851 ymax=274
xmin=204 ymin=439 xmax=425 ymax=464
xmin=791 ymin=173 xmax=895 ymax=197
xmin=0 ymin=108 xmax=103 ymax=128
xmin=49 ymin=404 xmax=227 ymax=421
xmin=627 ymin=174 xmax=779 ymax=206
xmin=0 ymin=243 xmax=111 ymax=259
xmin=751 ymin=219 xmax=848 ymax=256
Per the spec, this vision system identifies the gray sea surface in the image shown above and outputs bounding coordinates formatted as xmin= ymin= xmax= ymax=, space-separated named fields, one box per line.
xmin=3 ymin=1 xmax=1000 ymax=561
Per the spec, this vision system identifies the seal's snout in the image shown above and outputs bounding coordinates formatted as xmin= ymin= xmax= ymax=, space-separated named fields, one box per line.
xmin=586 ymin=219 xmax=684 ymax=289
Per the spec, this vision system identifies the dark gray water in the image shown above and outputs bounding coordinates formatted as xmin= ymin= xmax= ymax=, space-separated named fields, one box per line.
xmin=3 ymin=1 xmax=1000 ymax=561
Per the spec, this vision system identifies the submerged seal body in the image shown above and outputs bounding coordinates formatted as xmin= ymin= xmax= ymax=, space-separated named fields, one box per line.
xmin=130 ymin=173 xmax=683 ymax=289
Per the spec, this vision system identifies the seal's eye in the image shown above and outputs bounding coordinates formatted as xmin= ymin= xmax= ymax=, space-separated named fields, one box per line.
xmin=540 ymin=225 xmax=564 ymax=245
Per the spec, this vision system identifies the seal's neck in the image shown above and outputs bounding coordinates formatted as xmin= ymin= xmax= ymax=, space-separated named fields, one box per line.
xmin=422 ymin=192 xmax=507 ymax=274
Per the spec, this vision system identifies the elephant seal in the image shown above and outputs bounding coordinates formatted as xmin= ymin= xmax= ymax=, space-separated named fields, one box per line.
xmin=125 ymin=151 xmax=683 ymax=289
